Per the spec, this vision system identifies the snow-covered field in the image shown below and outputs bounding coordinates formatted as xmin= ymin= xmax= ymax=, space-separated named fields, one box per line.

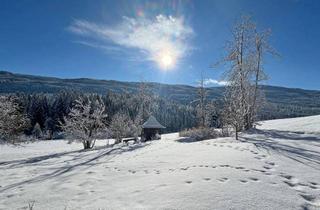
xmin=1 ymin=116 xmax=320 ymax=210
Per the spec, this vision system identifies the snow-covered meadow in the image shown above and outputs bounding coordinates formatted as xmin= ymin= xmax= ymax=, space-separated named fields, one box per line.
xmin=1 ymin=115 xmax=320 ymax=210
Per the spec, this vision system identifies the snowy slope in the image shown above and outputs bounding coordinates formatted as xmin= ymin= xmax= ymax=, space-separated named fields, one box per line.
xmin=0 ymin=116 xmax=320 ymax=209
xmin=259 ymin=115 xmax=320 ymax=134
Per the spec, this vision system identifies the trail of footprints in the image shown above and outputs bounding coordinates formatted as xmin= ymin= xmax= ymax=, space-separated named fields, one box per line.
xmin=104 ymin=142 xmax=319 ymax=207
xmin=278 ymin=172 xmax=320 ymax=208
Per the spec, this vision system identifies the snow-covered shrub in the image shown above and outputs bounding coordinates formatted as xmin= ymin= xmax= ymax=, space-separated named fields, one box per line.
xmin=179 ymin=127 xmax=220 ymax=141
xmin=110 ymin=113 xmax=139 ymax=143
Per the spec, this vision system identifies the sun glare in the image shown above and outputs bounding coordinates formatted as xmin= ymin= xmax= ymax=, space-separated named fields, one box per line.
xmin=161 ymin=54 xmax=173 ymax=67
xmin=157 ymin=50 xmax=176 ymax=70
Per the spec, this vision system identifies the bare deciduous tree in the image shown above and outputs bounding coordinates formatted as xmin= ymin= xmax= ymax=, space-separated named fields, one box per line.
xmin=219 ymin=15 xmax=277 ymax=139
xmin=196 ymin=74 xmax=208 ymax=127
xmin=63 ymin=97 xmax=107 ymax=149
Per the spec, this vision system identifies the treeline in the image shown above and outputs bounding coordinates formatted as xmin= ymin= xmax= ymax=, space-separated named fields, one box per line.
xmin=4 ymin=89 xmax=213 ymax=140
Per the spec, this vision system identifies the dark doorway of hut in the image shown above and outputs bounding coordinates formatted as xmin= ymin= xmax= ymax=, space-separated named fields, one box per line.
xmin=141 ymin=116 xmax=166 ymax=141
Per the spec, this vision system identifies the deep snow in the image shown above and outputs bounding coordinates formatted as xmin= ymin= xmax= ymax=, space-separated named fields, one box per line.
xmin=0 ymin=115 xmax=320 ymax=210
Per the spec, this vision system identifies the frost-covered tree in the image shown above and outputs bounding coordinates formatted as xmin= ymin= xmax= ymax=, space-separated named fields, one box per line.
xmin=222 ymin=88 xmax=248 ymax=140
xmin=246 ymin=27 xmax=278 ymax=128
xmin=196 ymin=75 xmax=208 ymax=127
xmin=110 ymin=112 xmax=133 ymax=144
xmin=0 ymin=96 xmax=29 ymax=142
xmin=218 ymin=15 xmax=277 ymax=138
xmin=138 ymin=81 xmax=154 ymax=121
xmin=32 ymin=122 xmax=42 ymax=139
xmin=44 ymin=117 xmax=55 ymax=140
xmin=63 ymin=97 xmax=107 ymax=149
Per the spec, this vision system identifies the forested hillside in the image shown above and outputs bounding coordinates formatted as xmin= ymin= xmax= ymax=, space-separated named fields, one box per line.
xmin=1 ymin=70 xmax=320 ymax=122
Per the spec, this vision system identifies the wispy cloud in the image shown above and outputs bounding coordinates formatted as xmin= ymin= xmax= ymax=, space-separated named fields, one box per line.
xmin=68 ymin=15 xmax=193 ymax=68
xmin=203 ymin=78 xmax=229 ymax=86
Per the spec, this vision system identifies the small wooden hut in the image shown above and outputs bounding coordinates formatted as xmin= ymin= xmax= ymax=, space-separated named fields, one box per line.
xmin=141 ymin=116 xmax=165 ymax=141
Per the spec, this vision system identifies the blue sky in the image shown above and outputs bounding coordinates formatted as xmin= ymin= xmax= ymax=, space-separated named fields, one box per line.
xmin=0 ymin=0 xmax=319 ymax=89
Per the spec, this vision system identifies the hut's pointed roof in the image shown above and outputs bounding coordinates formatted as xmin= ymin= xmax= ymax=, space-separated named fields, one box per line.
xmin=142 ymin=116 xmax=166 ymax=129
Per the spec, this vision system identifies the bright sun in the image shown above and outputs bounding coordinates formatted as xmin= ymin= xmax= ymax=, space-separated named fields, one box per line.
xmin=157 ymin=50 xmax=176 ymax=70
xmin=161 ymin=54 xmax=173 ymax=68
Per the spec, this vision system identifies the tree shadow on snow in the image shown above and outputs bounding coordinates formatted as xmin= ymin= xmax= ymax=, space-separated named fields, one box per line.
xmin=0 ymin=143 xmax=149 ymax=193
xmin=176 ymin=137 xmax=205 ymax=143
xmin=241 ymin=129 xmax=320 ymax=169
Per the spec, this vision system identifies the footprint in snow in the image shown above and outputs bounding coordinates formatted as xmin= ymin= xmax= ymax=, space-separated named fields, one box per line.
xmin=252 ymin=168 xmax=267 ymax=173
xmin=248 ymin=177 xmax=259 ymax=182
xmin=309 ymin=182 xmax=318 ymax=186
xmin=265 ymin=161 xmax=276 ymax=166
xmin=203 ymin=178 xmax=211 ymax=181
xmin=263 ymin=165 xmax=272 ymax=170
xmin=300 ymin=194 xmax=318 ymax=203
xmin=185 ymin=180 xmax=193 ymax=184
xmin=263 ymin=172 xmax=273 ymax=176
xmin=303 ymin=182 xmax=319 ymax=190
xmin=308 ymin=182 xmax=318 ymax=187
xmin=217 ymin=177 xmax=229 ymax=183
xmin=133 ymin=190 xmax=141 ymax=193
xmin=308 ymin=185 xmax=318 ymax=190
xmin=239 ymin=179 xmax=248 ymax=183
xmin=280 ymin=174 xmax=293 ymax=180
xmin=251 ymin=150 xmax=259 ymax=154
xmin=180 ymin=167 xmax=189 ymax=171
xmin=283 ymin=180 xmax=297 ymax=188
xmin=128 ymin=170 xmax=136 ymax=174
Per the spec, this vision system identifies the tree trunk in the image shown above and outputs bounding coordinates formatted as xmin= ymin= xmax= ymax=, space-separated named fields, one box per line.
xmin=235 ymin=128 xmax=239 ymax=140
xmin=83 ymin=140 xmax=91 ymax=149
xmin=48 ymin=130 xmax=53 ymax=140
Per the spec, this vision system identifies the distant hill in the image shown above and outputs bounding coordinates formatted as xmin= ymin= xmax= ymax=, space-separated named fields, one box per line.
xmin=1 ymin=70 xmax=320 ymax=119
